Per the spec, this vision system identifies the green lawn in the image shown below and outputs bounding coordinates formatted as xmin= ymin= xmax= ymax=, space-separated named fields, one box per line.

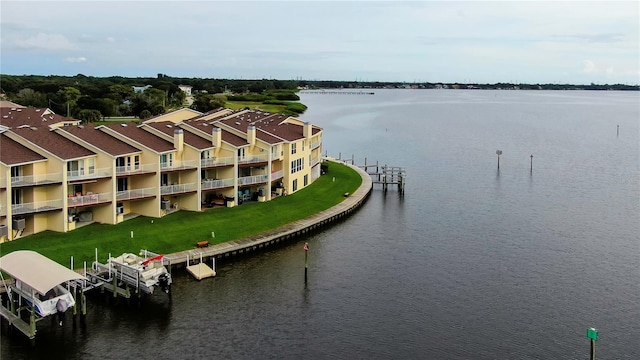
xmin=0 ymin=161 xmax=362 ymax=265
xmin=225 ymin=101 xmax=286 ymax=113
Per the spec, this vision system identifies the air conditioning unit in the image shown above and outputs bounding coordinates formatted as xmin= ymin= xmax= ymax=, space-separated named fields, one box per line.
xmin=13 ymin=218 xmax=25 ymax=230
xmin=116 ymin=205 xmax=124 ymax=215
xmin=161 ymin=200 xmax=170 ymax=210
xmin=0 ymin=225 xmax=7 ymax=237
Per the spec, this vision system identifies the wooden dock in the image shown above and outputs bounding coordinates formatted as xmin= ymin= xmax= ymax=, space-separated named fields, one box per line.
xmin=339 ymin=155 xmax=405 ymax=194
xmin=150 ymin=160 xmax=373 ymax=269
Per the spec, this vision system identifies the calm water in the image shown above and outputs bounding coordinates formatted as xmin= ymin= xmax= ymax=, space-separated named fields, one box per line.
xmin=2 ymin=90 xmax=638 ymax=359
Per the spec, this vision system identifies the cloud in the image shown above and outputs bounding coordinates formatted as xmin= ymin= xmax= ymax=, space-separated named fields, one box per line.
xmin=14 ymin=33 xmax=74 ymax=50
xmin=583 ymin=60 xmax=598 ymax=74
xmin=107 ymin=37 xmax=116 ymax=43
xmin=65 ymin=57 xmax=87 ymax=63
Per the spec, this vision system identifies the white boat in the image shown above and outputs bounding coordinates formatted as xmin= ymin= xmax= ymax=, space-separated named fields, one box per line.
xmin=96 ymin=253 xmax=172 ymax=294
xmin=14 ymin=282 xmax=75 ymax=317
xmin=0 ymin=250 xmax=85 ymax=318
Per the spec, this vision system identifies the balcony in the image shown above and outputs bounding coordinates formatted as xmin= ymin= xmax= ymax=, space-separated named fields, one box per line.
xmin=67 ymin=192 xmax=111 ymax=208
xmin=11 ymin=173 xmax=63 ymax=187
xmin=238 ymin=154 xmax=269 ymax=166
xmin=160 ymin=160 xmax=198 ymax=172
xmin=0 ymin=177 xmax=6 ymax=189
xmin=271 ymin=170 xmax=284 ymax=180
xmin=238 ymin=174 xmax=269 ymax=186
xmin=116 ymin=163 xmax=157 ymax=176
xmin=311 ymin=157 xmax=321 ymax=167
xmin=201 ymin=156 xmax=234 ymax=168
xmin=12 ymin=199 xmax=64 ymax=215
xmin=311 ymin=141 xmax=321 ymax=150
xmin=116 ymin=187 xmax=156 ymax=201
xmin=161 ymin=183 xmax=197 ymax=195
xmin=67 ymin=167 xmax=111 ymax=181
xmin=202 ymin=178 xmax=234 ymax=190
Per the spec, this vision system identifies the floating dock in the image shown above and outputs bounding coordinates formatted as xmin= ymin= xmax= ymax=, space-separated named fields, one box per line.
xmin=186 ymin=263 xmax=216 ymax=280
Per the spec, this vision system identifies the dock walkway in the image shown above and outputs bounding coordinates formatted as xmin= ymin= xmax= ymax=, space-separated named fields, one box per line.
xmin=160 ymin=160 xmax=372 ymax=268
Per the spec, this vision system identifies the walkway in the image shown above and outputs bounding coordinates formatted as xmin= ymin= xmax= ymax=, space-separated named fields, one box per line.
xmin=160 ymin=160 xmax=373 ymax=267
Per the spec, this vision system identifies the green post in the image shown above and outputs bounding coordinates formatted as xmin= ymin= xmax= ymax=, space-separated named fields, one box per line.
xmin=112 ymin=276 xmax=118 ymax=298
xmin=81 ymin=293 xmax=86 ymax=316
xmin=29 ymin=307 xmax=36 ymax=338
xmin=72 ymin=288 xmax=77 ymax=316
xmin=587 ymin=328 xmax=598 ymax=360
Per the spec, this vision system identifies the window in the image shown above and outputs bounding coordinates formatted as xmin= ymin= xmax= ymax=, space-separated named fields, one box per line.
xmin=160 ymin=154 xmax=173 ymax=168
xmin=67 ymin=161 xmax=82 ymax=177
xmin=291 ymin=143 xmax=297 ymax=155
xmin=88 ymin=158 xmax=95 ymax=174
xmin=11 ymin=166 xmax=21 ymax=178
xmin=291 ymin=158 xmax=304 ymax=174
xmin=237 ymin=148 xmax=245 ymax=160
xmin=272 ymin=145 xmax=278 ymax=158
xmin=161 ymin=174 xmax=169 ymax=186
xmin=292 ymin=179 xmax=298 ymax=192
xmin=117 ymin=178 xmax=128 ymax=192
xmin=134 ymin=155 xmax=140 ymax=170
xmin=201 ymin=150 xmax=210 ymax=159
xmin=11 ymin=189 xmax=22 ymax=205
xmin=304 ymin=174 xmax=308 ymax=187
xmin=116 ymin=157 xmax=125 ymax=169
xmin=302 ymin=140 xmax=305 ymax=151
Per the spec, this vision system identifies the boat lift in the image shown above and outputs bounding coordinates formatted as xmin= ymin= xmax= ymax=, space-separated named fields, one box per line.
xmin=0 ymin=250 xmax=88 ymax=340
xmin=83 ymin=249 xmax=172 ymax=299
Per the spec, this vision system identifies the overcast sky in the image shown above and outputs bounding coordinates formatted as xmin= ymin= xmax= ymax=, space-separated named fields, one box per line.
xmin=1 ymin=1 xmax=638 ymax=84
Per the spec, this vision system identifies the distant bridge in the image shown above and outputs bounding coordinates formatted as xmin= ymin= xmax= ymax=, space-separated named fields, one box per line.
xmin=299 ymin=90 xmax=375 ymax=95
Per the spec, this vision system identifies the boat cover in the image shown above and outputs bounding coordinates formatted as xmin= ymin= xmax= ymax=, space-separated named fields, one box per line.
xmin=0 ymin=250 xmax=86 ymax=295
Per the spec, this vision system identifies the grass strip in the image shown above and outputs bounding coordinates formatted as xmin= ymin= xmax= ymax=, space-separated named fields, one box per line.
xmin=0 ymin=161 xmax=362 ymax=265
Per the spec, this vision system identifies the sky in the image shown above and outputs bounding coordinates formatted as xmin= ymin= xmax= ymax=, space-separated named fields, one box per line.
xmin=1 ymin=1 xmax=638 ymax=85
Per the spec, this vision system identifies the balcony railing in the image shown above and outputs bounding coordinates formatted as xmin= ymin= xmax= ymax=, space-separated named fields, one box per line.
xmin=11 ymin=173 xmax=63 ymax=187
xmin=12 ymin=199 xmax=63 ymax=215
xmin=311 ymin=157 xmax=320 ymax=167
xmin=238 ymin=154 xmax=269 ymax=165
xmin=238 ymin=174 xmax=269 ymax=186
xmin=161 ymin=183 xmax=197 ymax=195
xmin=0 ymin=177 xmax=6 ymax=188
xmin=67 ymin=192 xmax=111 ymax=207
xmin=271 ymin=170 xmax=284 ymax=180
xmin=67 ymin=167 xmax=111 ymax=181
xmin=202 ymin=178 xmax=234 ymax=190
xmin=160 ymin=160 xmax=198 ymax=171
xmin=116 ymin=187 xmax=156 ymax=201
xmin=201 ymin=156 xmax=234 ymax=167
xmin=311 ymin=141 xmax=321 ymax=150
xmin=116 ymin=163 xmax=156 ymax=175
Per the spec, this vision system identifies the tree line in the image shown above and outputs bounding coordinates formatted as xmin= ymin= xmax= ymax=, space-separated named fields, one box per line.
xmin=0 ymin=74 xmax=299 ymax=122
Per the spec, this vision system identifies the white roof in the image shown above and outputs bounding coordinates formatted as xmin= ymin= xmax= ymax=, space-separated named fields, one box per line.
xmin=0 ymin=250 xmax=86 ymax=295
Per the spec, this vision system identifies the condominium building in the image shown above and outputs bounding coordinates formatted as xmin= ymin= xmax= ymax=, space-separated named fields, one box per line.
xmin=0 ymin=105 xmax=322 ymax=241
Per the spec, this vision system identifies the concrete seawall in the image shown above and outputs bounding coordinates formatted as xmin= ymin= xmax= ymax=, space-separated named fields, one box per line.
xmin=160 ymin=160 xmax=373 ymax=268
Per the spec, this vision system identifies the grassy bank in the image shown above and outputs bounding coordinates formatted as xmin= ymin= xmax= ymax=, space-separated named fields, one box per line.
xmin=0 ymin=161 xmax=362 ymax=265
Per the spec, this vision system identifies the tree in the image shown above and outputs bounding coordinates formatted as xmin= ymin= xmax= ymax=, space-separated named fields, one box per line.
xmin=107 ymin=84 xmax=134 ymax=102
xmin=139 ymin=110 xmax=152 ymax=119
xmin=190 ymin=93 xmax=226 ymax=112
xmin=169 ymin=89 xmax=186 ymax=107
xmin=57 ymin=86 xmax=81 ymax=116
xmin=14 ymin=88 xmax=47 ymax=107
xmin=77 ymin=109 xmax=103 ymax=123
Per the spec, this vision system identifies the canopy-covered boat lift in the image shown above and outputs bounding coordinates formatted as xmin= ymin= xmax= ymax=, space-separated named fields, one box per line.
xmin=0 ymin=250 xmax=88 ymax=340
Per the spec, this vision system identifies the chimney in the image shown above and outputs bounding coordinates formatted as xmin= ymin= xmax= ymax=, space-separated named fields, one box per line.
xmin=174 ymin=129 xmax=184 ymax=154
xmin=247 ymin=125 xmax=256 ymax=149
xmin=303 ymin=122 xmax=312 ymax=139
xmin=212 ymin=127 xmax=221 ymax=155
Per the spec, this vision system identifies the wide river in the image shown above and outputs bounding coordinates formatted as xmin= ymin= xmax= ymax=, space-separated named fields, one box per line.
xmin=2 ymin=90 xmax=638 ymax=359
